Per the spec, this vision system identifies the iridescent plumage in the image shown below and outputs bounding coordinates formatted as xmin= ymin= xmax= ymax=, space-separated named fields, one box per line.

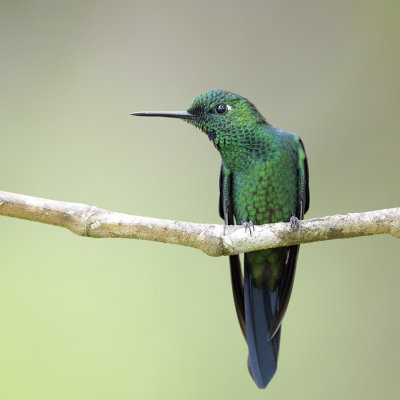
xmin=132 ymin=89 xmax=310 ymax=389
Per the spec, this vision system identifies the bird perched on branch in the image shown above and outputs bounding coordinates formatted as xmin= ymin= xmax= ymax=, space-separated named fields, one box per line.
xmin=132 ymin=89 xmax=309 ymax=389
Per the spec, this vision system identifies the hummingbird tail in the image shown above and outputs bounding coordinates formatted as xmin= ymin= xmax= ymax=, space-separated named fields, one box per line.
xmin=244 ymin=255 xmax=281 ymax=389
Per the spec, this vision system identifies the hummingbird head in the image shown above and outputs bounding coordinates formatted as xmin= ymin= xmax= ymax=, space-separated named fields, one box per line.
xmin=185 ymin=89 xmax=266 ymax=143
xmin=132 ymin=89 xmax=268 ymax=167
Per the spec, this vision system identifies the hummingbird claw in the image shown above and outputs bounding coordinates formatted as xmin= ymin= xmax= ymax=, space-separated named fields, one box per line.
xmin=290 ymin=216 xmax=299 ymax=230
xmin=241 ymin=220 xmax=255 ymax=235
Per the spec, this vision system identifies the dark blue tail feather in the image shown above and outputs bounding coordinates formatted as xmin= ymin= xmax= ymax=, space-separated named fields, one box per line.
xmin=244 ymin=259 xmax=281 ymax=389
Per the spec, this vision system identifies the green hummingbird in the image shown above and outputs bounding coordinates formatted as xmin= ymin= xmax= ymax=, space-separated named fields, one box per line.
xmin=131 ymin=89 xmax=309 ymax=389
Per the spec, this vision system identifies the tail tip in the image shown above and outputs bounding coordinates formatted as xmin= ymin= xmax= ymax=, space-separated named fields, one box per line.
xmin=247 ymin=357 xmax=274 ymax=389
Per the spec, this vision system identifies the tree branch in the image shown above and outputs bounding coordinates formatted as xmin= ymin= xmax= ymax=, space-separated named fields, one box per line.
xmin=0 ymin=190 xmax=399 ymax=256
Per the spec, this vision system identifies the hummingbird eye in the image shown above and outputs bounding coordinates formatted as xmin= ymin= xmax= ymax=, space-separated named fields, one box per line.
xmin=214 ymin=104 xmax=232 ymax=115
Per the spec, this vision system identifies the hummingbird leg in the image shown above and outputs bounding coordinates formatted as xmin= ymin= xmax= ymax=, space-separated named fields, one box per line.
xmin=241 ymin=220 xmax=255 ymax=235
xmin=290 ymin=216 xmax=300 ymax=230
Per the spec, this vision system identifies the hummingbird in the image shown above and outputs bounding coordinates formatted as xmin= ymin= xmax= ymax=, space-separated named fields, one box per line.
xmin=131 ymin=89 xmax=309 ymax=389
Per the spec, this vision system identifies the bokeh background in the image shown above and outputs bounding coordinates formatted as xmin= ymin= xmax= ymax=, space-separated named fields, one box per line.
xmin=1 ymin=1 xmax=400 ymax=399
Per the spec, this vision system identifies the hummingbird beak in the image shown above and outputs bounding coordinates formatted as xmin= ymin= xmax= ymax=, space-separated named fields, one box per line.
xmin=130 ymin=111 xmax=197 ymax=119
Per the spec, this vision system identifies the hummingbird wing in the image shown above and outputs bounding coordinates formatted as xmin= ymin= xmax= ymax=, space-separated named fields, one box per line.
xmin=219 ymin=163 xmax=246 ymax=338
xmin=269 ymin=138 xmax=310 ymax=338
xmin=300 ymin=138 xmax=310 ymax=214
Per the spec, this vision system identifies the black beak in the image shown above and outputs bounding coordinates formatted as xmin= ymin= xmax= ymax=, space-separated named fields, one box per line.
xmin=130 ymin=111 xmax=196 ymax=119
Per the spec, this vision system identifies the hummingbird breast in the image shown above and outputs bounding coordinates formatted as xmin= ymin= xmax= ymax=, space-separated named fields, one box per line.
xmin=231 ymin=148 xmax=298 ymax=225
xmin=229 ymin=132 xmax=300 ymax=291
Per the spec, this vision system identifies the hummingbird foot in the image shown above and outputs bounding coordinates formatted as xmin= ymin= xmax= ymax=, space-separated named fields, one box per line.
xmin=290 ymin=216 xmax=300 ymax=230
xmin=241 ymin=220 xmax=255 ymax=235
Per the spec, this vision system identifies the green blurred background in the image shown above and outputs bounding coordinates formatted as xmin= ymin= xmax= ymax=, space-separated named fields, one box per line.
xmin=1 ymin=1 xmax=399 ymax=399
